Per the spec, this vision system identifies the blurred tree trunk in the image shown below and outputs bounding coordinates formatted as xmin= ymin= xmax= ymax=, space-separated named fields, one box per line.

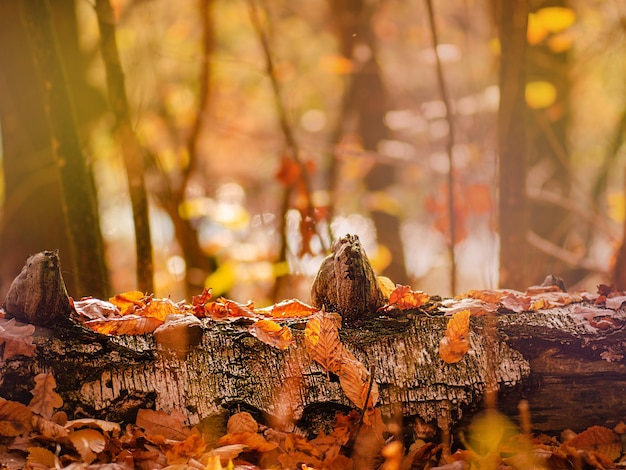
xmin=18 ymin=0 xmax=109 ymax=298
xmin=0 ymin=0 xmax=106 ymax=298
xmin=96 ymin=0 xmax=154 ymax=293
xmin=498 ymin=0 xmax=530 ymax=290
xmin=526 ymin=0 xmax=575 ymax=285
xmin=329 ymin=0 xmax=409 ymax=286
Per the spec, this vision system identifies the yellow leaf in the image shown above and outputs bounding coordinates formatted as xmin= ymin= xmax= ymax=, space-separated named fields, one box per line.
xmin=377 ymin=276 xmax=396 ymax=299
xmin=607 ymin=191 xmax=625 ymax=222
xmin=525 ymin=80 xmax=557 ymax=109
xmin=527 ymin=13 xmax=549 ymax=45
xmin=536 ymin=7 xmax=576 ymax=33
xmin=547 ymin=31 xmax=574 ymax=52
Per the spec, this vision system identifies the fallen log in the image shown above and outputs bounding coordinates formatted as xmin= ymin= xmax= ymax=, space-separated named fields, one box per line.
xmin=0 ymin=248 xmax=625 ymax=438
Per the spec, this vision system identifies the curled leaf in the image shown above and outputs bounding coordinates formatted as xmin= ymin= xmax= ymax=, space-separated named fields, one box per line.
xmin=439 ymin=310 xmax=471 ymax=364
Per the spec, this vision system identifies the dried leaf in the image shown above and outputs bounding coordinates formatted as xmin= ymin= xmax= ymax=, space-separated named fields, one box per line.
xmin=339 ymin=351 xmax=379 ymax=411
xmin=85 ymin=315 xmax=163 ymax=335
xmin=27 ymin=446 xmax=59 ymax=468
xmin=207 ymin=298 xmax=258 ymax=320
xmin=32 ymin=414 xmax=70 ymax=441
xmin=439 ymin=310 xmax=471 ymax=364
xmin=565 ymin=425 xmax=621 ymax=461
xmin=191 ymin=288 xmax=213 ymax=317
xmin=109 ymin=291 xmax=147 ymax=316
xmin=73 ymin=298 xmax=120 ymax=321
xmin=166 ymin=428 xmax=207 ymax=464
xmin=68 ymin=428 xmax=106 ymax=463
xmin=227 ymin=412 xmax=258 ymax=434
xmin=304 ymin=312 xmax=344 ymax=374
xmin=0 ymin=398 xmax=33 ymax=436
xmin=377 ymin=276 xmax=396 ymax=299
xmin=379 ymin=285 xmax=429 ymax=312
xmin=28 ymin=373 xmax=63 ymax=419
xmin=0 ymin=318 xmax=36 ymax=360
xmin=249 ymin=319 xmax=294 ymax=350
xmin=255 ymin=299 xmax=318 ymax=318
xmin=139 ymin=298 xmax=180 ymax=322
xmin=218 ymin=431 xmax=278 ymax=452
xmin=136 ymin=409 xmax=190 ymax=441
xmin=65 ymin=418 xmax=121 ymax=434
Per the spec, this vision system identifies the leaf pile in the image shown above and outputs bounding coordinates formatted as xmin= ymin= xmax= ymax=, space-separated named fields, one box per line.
xmin=2 ymin=374 xmax=626 ymax=469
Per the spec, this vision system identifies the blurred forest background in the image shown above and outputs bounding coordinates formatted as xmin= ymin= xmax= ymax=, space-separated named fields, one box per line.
xmin=0 ymin=0 xmax=625 ymax=306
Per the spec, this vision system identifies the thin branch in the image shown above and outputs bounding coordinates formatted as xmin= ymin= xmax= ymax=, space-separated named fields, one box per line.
xmin=95 ymin=0 xmax=154 ymax=293
xmin=246 ymin=0 xmax=324 ymax=268
xmin=425 ymin=0 xmax=457 ymax=295
xmin=526 ymin=230 xmax=603 ymax=273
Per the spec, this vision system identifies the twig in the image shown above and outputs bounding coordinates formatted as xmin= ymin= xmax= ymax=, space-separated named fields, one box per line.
xmin=95 ymin=0 xmax=154 ymax=293
xmin=246 ymin=0 xmax=321 ymax=255
xmin=425 ymin=0 xmax=457 ymax=295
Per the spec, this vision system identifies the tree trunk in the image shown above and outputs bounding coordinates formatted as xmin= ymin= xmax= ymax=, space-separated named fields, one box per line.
xmin=498 ymin=0 xmax=530 ymax=290
xmin=2 ymin=252 xmax=625 ymax=436
xmin=19 ymin=0 xmax=109 ymax=298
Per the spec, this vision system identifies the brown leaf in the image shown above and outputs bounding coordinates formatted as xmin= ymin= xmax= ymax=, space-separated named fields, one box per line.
xmin=248 ymin=319 xmax=294 ymax=350
xmin=32 ymin=414 xmax=70 ymax=441
xmin=255 ymin=299 xmax=319 ymax=319
xmin=227 ymin=412 xmax=259 ymax=434
xmin=565 ymin=425 xmax=621 ymax=461
xmin=439 ymin=310 xmax=471 ymax=364
xmin=0 ymin=398 xmax=33 ymax=437
xmin=68 ymin=428 xmax=106 ymax=464
xmin=191 ymin=287 xmax=213 ymax=317
xmin=0 ymin=318 xmax=36 ymax=360
xmin=26 ymin=446 xmax=59 ymax=468
xmin=65 ymin=418 xmax=121 ymax=434
xmin=339 ymin=351 xmax=379 ymax=411
xmin=28 ymin=373 xmax=63 ymax=419
xmin=304 ymin=312 xmax=344 ymax=374
xmin=136 ymin=409 xmax=190 ymax=441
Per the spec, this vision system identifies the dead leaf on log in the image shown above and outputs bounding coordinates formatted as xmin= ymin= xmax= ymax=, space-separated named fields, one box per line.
xmin=249 ymin=319 xmax=294 ymax=350
xmin=73 ymin=298 xmax=120 ymax=321
xmin=28 ymin=373 xmax=63 ymax=419
xmin=439 ymin=310 xmax=470 ymax=364
xmin=254 ymin=298 xmax=318 ymax=318
xmin=109 ymin=291 xmax=148 ymax=315
xmin=85 ymin=315 xmax=163 ymax=335
xmin=339 ymin=353 xmax=379 ymax=411
xmin=304 ymin=311 xmax=344 ymax=373
xmin=207 ymin=297 xmax=257 ymax=320
xmin=26 ymin=447 xmax=59 ymax=468
xmin=378 ymin=284 xmax=429 ymax=313
xmin=0 ymin=318 xmax=35 ymax=360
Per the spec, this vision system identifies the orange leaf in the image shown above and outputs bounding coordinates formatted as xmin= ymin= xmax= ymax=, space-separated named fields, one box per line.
xmin=304 ymin=312 xmax=344 ymax=374
xmin=227 ymin=412 xmax=259 ymax=434
xmin=191 ymin=287 xmax=213 ymax=316
xmin=255 ymin=299 xmax=319 ymax=319
xmin=32 ymin=415 xmax=69 ymax=440
xmin=207 ymin=298 xmax=258 ymax=320
xmin=248 ymin=319 xmax=294 ymax=350
xmin=139 ymin=298 xmax=180 ymax=321
xmin=28 ymin=373 xmax=63 ymax=419
xmin=68 ymin=428 xmax=106 ymax=463
xmin=0 ymin=318 xmax=35 ymax=360
xmin=439 ymin=310 xmax=471 ymax=364
xmin=0 ymin=398 xmax=33 ymax=437
xmin=27 ymin=447 xmax=59 ymax=468
xmin=109 ymin=291 xmax=148 ymax=316
xmin=276 ymin=157 xmax=302 ymax=187
xmin=166 ymin=428 xmax=207 ymax=464
xmin=85 ymin=315 xmax=163 ymax=335
xmin=379 ymin=285 xmax=429 ymax=312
